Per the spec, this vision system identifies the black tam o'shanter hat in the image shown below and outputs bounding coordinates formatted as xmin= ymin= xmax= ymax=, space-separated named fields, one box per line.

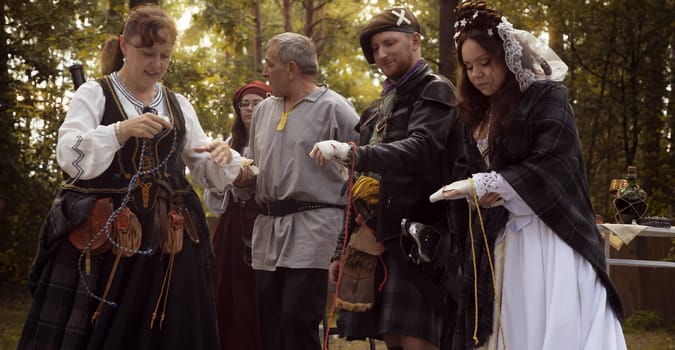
xmin=359 ymin=7 xmax=422 ymax=64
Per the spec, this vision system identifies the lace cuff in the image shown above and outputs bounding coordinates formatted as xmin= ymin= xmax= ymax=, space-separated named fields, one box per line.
xmin=472 ymin=171 xmax=535 ymax=216
xmin=472 ymin=171 xmax=501 ymax=198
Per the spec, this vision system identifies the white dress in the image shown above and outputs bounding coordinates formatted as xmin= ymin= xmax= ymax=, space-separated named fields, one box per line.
xmin=472 ymin=139 xmax=626 ymax=350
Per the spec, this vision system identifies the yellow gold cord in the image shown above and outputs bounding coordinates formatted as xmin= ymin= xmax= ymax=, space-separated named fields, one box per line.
xmin=468 ymin=177 xmax=506 ymax=349
xmin=276 ymin=100 xmax=305 ymax=131
xmin=467 ymin=188 xmax=480 ymax=345
xmin=276 ymin=109 xmax=290 ymax=131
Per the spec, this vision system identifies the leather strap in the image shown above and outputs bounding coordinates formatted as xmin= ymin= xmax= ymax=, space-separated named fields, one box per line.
xmin=260 ymin=199 xmax=344 ymax=217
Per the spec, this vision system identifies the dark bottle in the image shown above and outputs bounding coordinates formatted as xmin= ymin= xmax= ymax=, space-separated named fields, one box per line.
xmin=618 ymin=166 xmax=647 ymax=201
xmin=614 ymin=166 xmax=648 ymax=223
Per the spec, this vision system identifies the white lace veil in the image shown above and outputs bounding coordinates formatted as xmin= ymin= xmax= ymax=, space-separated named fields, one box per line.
xmin=497 ymin=17 xmax=568 ymax=92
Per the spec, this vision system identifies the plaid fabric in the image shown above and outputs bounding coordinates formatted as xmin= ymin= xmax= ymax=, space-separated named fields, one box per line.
xmin=18 ymin=239 xmax=100 ymax=350
xmin=18 ymin=191 xmax=220 ymax=350
xmin=495 ymin=82 xmax=622 ymax=320
xmin=336 ymin=241 xmax=445 ymax=346
xmin=452 ymin=81 xmax=624 ymax=350
xmin=451 ymin=207 xmax=509 ymax=349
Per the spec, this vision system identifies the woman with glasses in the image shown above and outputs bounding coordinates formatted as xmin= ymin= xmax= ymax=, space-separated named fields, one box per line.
xmin=205 ymin=80 xmax=270 ymax=350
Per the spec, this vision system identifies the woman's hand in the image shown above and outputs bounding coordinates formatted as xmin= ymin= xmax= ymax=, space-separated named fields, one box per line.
xmin=118 ymin=112 xmax=173 ymax=142
xmin=233 ymin=166 xmax=256 ymax=188
xmin=429 ymin=179 xmax=471 ymax=202
xmin=479 ymin=192 xmax=504 ymax=208
xmin=193 ymin=140 xmax=233 ymax=166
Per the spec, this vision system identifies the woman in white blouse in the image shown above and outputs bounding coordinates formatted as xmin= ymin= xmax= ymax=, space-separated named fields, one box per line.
xmin=18 ymin=4 xmax=243 ymax=350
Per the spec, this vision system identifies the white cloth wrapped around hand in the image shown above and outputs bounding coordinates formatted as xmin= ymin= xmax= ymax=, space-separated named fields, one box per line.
xmin=429 ymin=179 xmax=471 ymax=203
xmin=240 ymin=158 xmax=260 ymax=175
xmin=309 ymin=140 xmax=352 ymax=162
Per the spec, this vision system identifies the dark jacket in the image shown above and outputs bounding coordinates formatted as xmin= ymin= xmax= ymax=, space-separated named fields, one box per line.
xmin=353 ymin=63 xmax=462 ymax=241
xmin=333 ymin=62 xmax=464 ymax=350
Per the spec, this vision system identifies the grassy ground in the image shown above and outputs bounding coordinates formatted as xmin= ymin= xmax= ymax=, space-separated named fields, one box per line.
xmin=0 ymin=286 xmax=30 ymax=350
xmin=2 ymin=286 xmax=673 ymax=350
xmin=327 ymin=330 xmax=675 ymax=350
xmin=623 ymin=328 xmax=675 ymax=350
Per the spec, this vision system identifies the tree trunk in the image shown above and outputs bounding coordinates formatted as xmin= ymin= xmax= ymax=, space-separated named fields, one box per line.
xmin=253 ymin=0 xmax=263 ymax=72
xmin=439 ymin=0 xmax=458 ymax=82
xmin=283 ymin=0 xmax=293 ymax=32
xmin=0 ymin=1 xmax=18 ymax=195
xmin=303 ymin=0 xmax=314 ymax=38
xmin=547 ymin=3 xmax=564 ymax=57
xmin=302 ymin=0 xmax=328 ymax=58
xmin=668 ymin=40 xmax=675 ymax=218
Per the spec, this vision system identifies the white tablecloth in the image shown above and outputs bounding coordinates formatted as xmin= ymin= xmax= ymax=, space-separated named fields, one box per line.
xmin=599 ymin=224 xmax=675 ymax=251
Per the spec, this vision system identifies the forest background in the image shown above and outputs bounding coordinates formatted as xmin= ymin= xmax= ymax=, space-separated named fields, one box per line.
xmin=0 ymin=0 xmax=673 ymax=299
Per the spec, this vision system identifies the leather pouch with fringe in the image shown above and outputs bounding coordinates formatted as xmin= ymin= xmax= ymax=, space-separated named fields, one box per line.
xmin=92 ymin=206 xmax=142 ymax=323
xmin=336 ymin=224 xmax=382 ymax=312
xmin=163 ymin=209 xmax=184 ymax=254
xmin=151 ymin=208 xmax=185 ymax=329
xmin=113 ymin=207 xmax=142 ymax=256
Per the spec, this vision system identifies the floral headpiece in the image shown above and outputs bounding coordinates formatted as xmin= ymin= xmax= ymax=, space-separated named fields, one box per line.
xmin=453 ymin=2 xmax=568 ymax=92
xmin=453 ymin=10 xmax=502 ymax=41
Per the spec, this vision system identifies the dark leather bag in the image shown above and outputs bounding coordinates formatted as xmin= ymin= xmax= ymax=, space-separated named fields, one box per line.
xmin=68 ymin=197 xmax=114 ymax=255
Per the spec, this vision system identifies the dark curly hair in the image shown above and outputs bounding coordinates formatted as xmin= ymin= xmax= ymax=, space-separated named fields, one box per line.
xmin=453 ymin=1 xmax=521 ymax=160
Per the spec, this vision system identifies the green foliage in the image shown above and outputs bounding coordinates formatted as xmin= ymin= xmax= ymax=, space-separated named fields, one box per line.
xmin=1 ymin=0 xmax=674 ymax=285
xmin=490 ymin=0 xmax=674 ymax=222
xmin=1 ymin=0 xmax=106 ymax=285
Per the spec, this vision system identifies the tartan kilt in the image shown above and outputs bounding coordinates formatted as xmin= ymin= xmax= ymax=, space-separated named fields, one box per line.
xmin=335 ymin=239 xmax=445 ymax=346
xmin=17 ymin=190 xmax=220 ymax=350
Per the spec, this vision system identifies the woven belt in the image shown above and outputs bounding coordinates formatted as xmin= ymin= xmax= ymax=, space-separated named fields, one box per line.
xmin=261 ymin=199 xmax=344 ymax=217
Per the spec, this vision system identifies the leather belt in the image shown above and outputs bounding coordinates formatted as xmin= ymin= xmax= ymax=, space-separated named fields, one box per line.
xmin=234 ymin=199 xmax=261 ymax=210
xmin=261 ymin=199 xmax=344 ymax=217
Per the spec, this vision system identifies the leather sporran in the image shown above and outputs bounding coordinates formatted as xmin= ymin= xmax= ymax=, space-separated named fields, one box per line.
xmin=68 ymin=197 xmax=114 ymax=255
xmin=113 ymin=206 xmax=142 ymax=257
xmin=336 ymin=224 xmax=382 ymax=312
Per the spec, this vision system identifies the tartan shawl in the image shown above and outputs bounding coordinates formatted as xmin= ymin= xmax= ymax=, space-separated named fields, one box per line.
xmin=454 ymin=81 xmax=624 ymax=349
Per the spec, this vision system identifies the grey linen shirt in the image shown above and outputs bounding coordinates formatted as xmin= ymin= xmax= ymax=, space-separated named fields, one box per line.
xmin=249 ymin=85 xmax=359 ymax=271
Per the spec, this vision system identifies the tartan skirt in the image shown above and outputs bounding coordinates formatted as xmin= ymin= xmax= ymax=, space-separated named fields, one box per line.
xmin=335 ymin=240 xmax=445 ymax=346
xmin=17 ymin=191 xmax=220 ymax=350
